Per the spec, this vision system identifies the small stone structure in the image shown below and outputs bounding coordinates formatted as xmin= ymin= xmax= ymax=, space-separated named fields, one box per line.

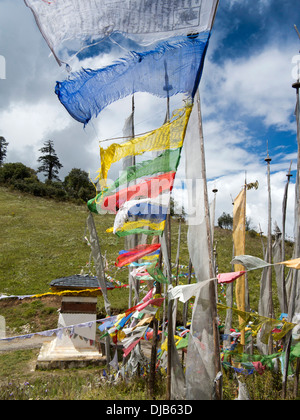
xmin=0 ymin=316 xmax=5 ymax=339
xmin=36 ymin=275 xmax=113 ymax=369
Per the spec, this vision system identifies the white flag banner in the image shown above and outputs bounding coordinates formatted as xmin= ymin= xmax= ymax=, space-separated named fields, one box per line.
xmin=24 ymin=0 xmax=219 ymax=65
xmin=184 ymin=101 xmax=211 ymax=283
xmin=168 ymin=279 xmax=213 ymax=303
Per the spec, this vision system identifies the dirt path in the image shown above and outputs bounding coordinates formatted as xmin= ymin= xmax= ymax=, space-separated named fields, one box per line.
xmin=0 ymin=336 xmax=53 ymax=353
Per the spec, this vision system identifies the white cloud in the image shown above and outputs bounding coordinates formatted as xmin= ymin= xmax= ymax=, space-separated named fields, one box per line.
xmin=0 ymin=100 xmax=71 ymax=167
xmin=226 ymin=0 xmax=272 ymax=11
xmin=173 ymin=165 xmax=296 ymax=241
xmin=202 ymin=44 xmax=297 ymax=132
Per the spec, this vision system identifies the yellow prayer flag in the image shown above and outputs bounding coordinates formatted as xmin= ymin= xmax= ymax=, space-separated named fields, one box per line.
xmin=279 ymin=257 xmax=300 ymax=269
xmin=106 ymin=219 xmax=166 ymax=234
xmin=97 ymin=104 xmax=193 ymax=185
xmin=233 ymin=188 xmax=246 ymax=345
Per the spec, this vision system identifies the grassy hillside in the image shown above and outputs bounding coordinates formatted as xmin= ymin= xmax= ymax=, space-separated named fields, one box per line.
xmin=0 ymin=186 xmax=122 ymax=296
xmin=0 ymin=185 xmax=294 ymax=322
xmin=0 ymin=187 xmax=297 ymax=400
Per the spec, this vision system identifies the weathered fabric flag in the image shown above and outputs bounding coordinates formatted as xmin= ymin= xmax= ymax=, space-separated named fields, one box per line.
xmin=55 ymin=34 xmax=209 ymax=125
xmin=107 ymin=219 xmax=166 ymax=237
xmin=231 ymin=255 xmax=270 ymax=271
xmin=87 ymin=148 xmax=182 ymax=214
xmin=184 ymin=98 xmax=221 ymax=400
xmin=111 ymin=193 xmax=170 ymax=232
xmin=217 ymin=271 xmax=246 ymax=284
xmin=279 ymin=257 xmax=300 ymax=269
xmin=98 ymin=104 xmax=192 ymax=184
xmin=184 ymin=102 xmax=211 ymax=282
xmin=185 ymin=280 xmax=219 ymax=399
xmin=24 ymin=0 xmax=218 ymax=66
xmin=86 ymin=213 xmax=111 ymax=315
xmin=115 ymin=244 xmax=161 ymax=267
xmin=98 ymin=172 xmax=175 ymax=214
xmin=232 ymin=188 xmax=246 ymax=345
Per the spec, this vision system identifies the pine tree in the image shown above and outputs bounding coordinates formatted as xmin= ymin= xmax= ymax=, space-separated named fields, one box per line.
xmin=0 ymin=136 xmax=8 ymax=167
xmin=37 ymin=140 xmax=63 ymax=181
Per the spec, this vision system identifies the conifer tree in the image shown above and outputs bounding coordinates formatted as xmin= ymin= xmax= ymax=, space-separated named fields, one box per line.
xmin=37 ymin=140 xmax=63 ymax=181
xmin=0 ymin=136 xmax=8 ymax=167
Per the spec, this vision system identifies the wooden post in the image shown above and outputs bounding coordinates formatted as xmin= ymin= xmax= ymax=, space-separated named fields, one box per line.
xmin=265 ymin=148 xmax=274 ymax=354
xmin=175 ymin=219 xmax=182 ymax=286
xmin=282 ymin=161 xmax=293 ymax=314
xmin=282 ymin=77 xmax=300 ymax=399
xmin=183 ymin=259 xmax=192 ymax=327
xmin=163 ymin=59 xmax=175 ymax=401
xmin=127 ymin=95 xmax=140 ymax=308
xmin=149 ymin=308 xmax=159 ymax=399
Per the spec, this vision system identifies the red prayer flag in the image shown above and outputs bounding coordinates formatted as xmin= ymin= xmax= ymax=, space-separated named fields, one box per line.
xmin=217 ymin=271 xmax=246 ymax=284
xmin=101 ymin=171 xmax=175 ymax=213
xmin=115 ymin=244 xmax=161 ymax=267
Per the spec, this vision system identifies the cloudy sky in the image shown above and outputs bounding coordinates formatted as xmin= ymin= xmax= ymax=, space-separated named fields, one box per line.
xmin=0 ymin=0 xmax=300 ymax=240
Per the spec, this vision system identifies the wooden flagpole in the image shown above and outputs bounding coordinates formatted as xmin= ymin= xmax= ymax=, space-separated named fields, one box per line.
xmin=127 ymin=95 xmax=140 ymax=308
xmin=282 ymin=30 xmax=300 ymax=393
xmin=265 ymin=146 xmax=274 ymax=354
xmin=283 ymin=71 xmax=300 ymax=399
xmin=282 ymin=161 xmax=293 ymax=314
xmin=150 ymin=62 xmax=173 ymax=398
xmin=164 ymin=60 xmax=174 ymax=401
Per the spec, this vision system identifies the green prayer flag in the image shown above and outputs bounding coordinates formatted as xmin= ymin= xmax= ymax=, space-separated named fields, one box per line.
xmin=87 ymin=148 xmax=182 ymax=214
xmin=147 ymin=262 xmax=168 ymax=284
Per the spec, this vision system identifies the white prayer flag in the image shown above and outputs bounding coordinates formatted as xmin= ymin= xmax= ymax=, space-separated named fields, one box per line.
xmin=24 ymin=0 xmax=219 ymax=65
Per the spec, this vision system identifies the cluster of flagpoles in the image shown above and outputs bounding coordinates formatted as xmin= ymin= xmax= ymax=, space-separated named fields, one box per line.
xmin=227 ymin=27 xmax=300 ymax=397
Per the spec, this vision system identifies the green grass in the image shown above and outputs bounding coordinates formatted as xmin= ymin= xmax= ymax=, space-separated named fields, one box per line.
xmin=0 ymin=187 xmax=128 ymax=296
xmin=0 ymin=348 xmax=166 ymax=400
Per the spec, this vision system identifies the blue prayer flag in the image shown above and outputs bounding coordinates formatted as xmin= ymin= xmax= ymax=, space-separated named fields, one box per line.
xmin=55 ymin=33 xmax=210 ymax=125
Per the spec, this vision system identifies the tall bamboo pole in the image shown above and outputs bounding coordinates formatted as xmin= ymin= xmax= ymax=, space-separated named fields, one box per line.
xmin=283 ymin=76 xmax=300 ymax=399
xmin=282 ymin=161 xmax=293 ymax=314
xmin=175 ymin=219 xmax=182 ymax=286
xmin=265 ymin=148 xmax=274 ymax=354
xmin=164 ymin=61 xmax=174 ymax=399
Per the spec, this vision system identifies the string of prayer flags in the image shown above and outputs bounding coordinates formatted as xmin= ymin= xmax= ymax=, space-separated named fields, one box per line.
xmin=217 ymin=304 xmax=296 ymax=344
xmin=168 ymin=271 xmax=250 ymax=302
xmin=98 ymin=104 xmax=193 ymax=185
xmin=24 ymin=0 xmax=218 ymax=67
xmin=231 ymin=255 xmax=300 ymax=271
xmin=115 ymin=244 xmax=161 ymax=267
xmin=222 ymin=343 xmax=300 ymax=374
xmin=0 ymin=318 xmax=105 ymax=343
xmin=98 ymin=288 xmax=165 ymax=359
xmin=55 ymin=34 xmax=209 ymax=125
